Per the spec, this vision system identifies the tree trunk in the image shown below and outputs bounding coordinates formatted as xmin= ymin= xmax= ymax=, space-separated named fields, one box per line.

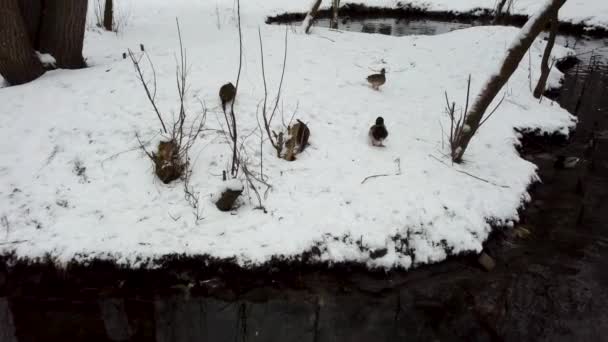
xmin=452 ymin=0 xmax=567 ymax=163
xmin=103 ymin=0 xmax=113 ymax=31
xmin=17 ymin=0 xmax=43 ymax=48
xmin=0 ymin=0 xmax=45 ymax=85
xmin=533 ymin=13 xmax=559 ymax=98
xmin=494 ymin=0 xmax=507 ymax=24
xmin=302 ymin=0 xmax=322 ymax=34
xmin=38 ymin=0 xmax=88 ymax=69
xmin=330 ymin=0 xmax=340 ymax=29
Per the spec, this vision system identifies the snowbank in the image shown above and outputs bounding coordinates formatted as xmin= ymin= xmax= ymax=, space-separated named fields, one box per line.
xmin=0 ymin=0 xmax=575 ymax=269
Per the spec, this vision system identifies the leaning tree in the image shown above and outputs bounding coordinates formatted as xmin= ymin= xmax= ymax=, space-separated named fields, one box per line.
xmin=0 ymin=0 xmax=88 ymax=85
xmin=450 ymin=0 xmax=567 ymax=163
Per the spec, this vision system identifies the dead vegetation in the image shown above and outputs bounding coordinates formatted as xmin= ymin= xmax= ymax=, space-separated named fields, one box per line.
xmin=443 ymin=75 xmax=504 ymax=162
xmin=125 ymin=0 xmax=312 ymax=215
xmin=257 ymin=26 xmax=310 ymax=162
xmin=129 ymin=19 xmax=207 ymax=220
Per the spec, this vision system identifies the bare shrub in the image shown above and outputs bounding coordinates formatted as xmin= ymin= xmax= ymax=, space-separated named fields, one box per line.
xmin=258 ymin=26 xmax=291 ymax=159
xmin=129 ymin=19 xmax=207 ymax=192
xmin=443 ymin=75 xmax=504 ymax=162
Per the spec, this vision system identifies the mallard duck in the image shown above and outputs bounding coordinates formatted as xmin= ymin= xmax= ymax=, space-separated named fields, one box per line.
xmin=369 ymin=116 xmax=388 ymax=146
xmin=219 ymin=82 xmax=236 ymax=112
xmin=367 ymin=68 xmax=386 ymax=90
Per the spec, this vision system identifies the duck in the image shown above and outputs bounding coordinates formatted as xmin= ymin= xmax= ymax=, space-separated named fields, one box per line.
xmin=219 ymin=82 xmax=236 ymax=112
xmin=369 ymin=116 xmax=388 ymax=146
xmin=366 ymin=68 xmax=386 ymax=90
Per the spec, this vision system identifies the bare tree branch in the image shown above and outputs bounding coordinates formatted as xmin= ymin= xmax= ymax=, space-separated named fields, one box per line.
xmin=128 ymin=49 xmax=168 ymax=133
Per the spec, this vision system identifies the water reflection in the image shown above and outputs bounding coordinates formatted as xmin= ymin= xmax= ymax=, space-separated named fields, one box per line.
xmin=0 ymin=298 xmax=18 ymax=342
xmin=316 ymin=18 xmax=473 ymax=36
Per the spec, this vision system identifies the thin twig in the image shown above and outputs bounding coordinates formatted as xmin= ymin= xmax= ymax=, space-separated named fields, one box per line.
xmin=428 ymin=154 xmax=509 ymax=188
xmin=269 ymin=27 xmax=289 ymax=125
xmin=229 ymin=0 xmax=243 ymax=177
xmin=464 ymin=74 xmax=471 ymax=117
xmin=478 ymin=91 xmax=506 ymax=128
xmin=101 ymin=132 xmax=160 ymax=168
xmin=128 ymin=50 xmax=168 ymax=133
xmin=135 ymin=132 xmax=154 ymax=160
xmin=361 ymin=174 xmax=391 ymax=184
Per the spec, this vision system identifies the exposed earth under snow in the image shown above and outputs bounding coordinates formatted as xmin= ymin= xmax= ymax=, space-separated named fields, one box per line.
xmin=0 ymin=0 xmax=577 ymax=269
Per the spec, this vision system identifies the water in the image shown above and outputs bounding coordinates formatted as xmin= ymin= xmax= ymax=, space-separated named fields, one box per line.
xmin=2 ymin=19 xmax=608 ymax=342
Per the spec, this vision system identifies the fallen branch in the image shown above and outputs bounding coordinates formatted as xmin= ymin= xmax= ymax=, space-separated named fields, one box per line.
xmin=361 ymin=174 xmax=391 ymax=184
xmin=428 ymin=154 xmax=510 ymax=188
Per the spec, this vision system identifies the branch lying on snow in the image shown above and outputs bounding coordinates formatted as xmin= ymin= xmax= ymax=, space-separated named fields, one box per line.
xmin=361 ymin=158 xmax=402 ymax=184
xmin=0 ymin=240 xmax=28 ymax=246
xmin=361 ymin=174 xmax=391 ymax=184
xmin=428 ymin=154 xmax=510 ymax=188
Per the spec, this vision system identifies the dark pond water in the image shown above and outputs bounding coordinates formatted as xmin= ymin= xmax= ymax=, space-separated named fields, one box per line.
xmin=2 ymin=19 xmax=608 ymax=342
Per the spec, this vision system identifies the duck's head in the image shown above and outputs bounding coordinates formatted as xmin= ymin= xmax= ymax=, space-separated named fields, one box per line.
xmin=375 ymin=116 xmax=384 ymax=125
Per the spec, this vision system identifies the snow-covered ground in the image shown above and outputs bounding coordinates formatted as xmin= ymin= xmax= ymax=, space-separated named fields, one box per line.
xmin=0 ymin=0 xmax=576 ymax=269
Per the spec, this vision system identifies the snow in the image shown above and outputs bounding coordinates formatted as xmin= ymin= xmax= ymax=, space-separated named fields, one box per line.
xmin=0 ymin=0 xmax=576 ymax=269
xmin=223 ymin=179 xmax=244 ymax=192
xmin=35 ymin=52 xmax=57 ymax=68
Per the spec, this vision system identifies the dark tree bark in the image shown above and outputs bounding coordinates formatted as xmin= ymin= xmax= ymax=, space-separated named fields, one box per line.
xmin=452 ymin=0 xmax=567 ymax=163
xmin=330 ymin=0 xmax=340 ymax=29
xmin=17 ymin=0 xmax=43 ymax=48
xmin=494 ymin=0 xmax=507 ymax=24
xmin=0 ymin=0 xmax=44 ymax=85
xmin=39 ymin=0 xmax=88 ymax=69
xmin=533 ymin=13 xmax=559 ymax=98
xmin=103 ymin=0 xmax=113 ymax=31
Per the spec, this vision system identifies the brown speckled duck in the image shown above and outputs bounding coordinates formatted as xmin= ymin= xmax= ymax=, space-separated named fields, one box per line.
xmin=367 ymin=68 xmax=386 ymax=90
